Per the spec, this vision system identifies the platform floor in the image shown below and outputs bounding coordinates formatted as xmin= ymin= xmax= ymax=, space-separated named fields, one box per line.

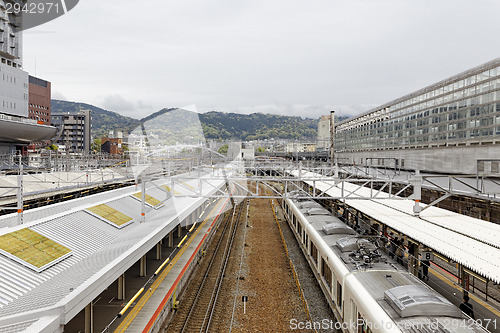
xmin=425 ymin=263 xmax=500 ymax=333
xmin=110 ymin=197 xmax=230 ymax=333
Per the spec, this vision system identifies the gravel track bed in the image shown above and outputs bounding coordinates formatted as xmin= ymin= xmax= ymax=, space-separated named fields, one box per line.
xmin=230 ymin=198 xmax=307 ymax=332
xmin=164 ymin=193 xmax=320 ymax=332
xmin=274 ymin=202 xmax=338 ymax=333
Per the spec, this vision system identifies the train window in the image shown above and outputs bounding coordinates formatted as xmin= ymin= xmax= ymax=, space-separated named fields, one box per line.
xmin=337 ymin=282 xmax=342 ymax=309
xmin=321 ymin=257 xmax=333 ymax=290
xmin=332 ymin=273 xmax=337 ymax=297
xmin=310 ymin=241 xmax=318 ymax=265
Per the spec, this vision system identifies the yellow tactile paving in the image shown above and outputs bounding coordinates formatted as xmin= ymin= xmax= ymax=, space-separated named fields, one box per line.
xmin=430 ymin=266 xmax=500 ymax=318
xmin=113 ymin=199 xmax=223 ymax=332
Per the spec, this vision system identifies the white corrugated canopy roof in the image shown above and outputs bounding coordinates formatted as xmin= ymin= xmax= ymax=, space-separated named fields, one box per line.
xmin=290 ymin=170 xmax=500 ymax=284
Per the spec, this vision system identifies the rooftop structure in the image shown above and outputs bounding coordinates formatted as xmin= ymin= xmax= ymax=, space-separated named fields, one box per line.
xmin=0 ymin=169 xmax=229 ymax=331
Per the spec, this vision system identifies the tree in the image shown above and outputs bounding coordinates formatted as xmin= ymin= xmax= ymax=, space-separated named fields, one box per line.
xmin=218 ymin=144 xmax=228 ymax=155
xmin=91 ymin=139 xmax=102 ymax=154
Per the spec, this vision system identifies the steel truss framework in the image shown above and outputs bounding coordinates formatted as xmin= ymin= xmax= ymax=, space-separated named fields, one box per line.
xmin=164 ymin=161 xmax=500 ymax=217
xmin=4 ymin=156 xmax=500 ymax=224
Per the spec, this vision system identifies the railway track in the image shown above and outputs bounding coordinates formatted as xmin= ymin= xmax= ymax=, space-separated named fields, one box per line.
xmin=166 ymin=199 xmax=246 ymax=333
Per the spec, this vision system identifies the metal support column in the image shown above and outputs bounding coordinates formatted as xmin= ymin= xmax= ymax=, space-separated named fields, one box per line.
xmin=156 ymin=242 xmax=161 ymax=260
xmin=140 ymin=255 xmax=147 ymax=277
xmin=117 ymin=274 xmax=125 ymax=300
xmin=140 ymin=180 xmax=146 ymax=222
xmin=17 ymin=156 xmax=23 ymax=225
xmin=168 ymin=231 xmax=174 ymax=247
xmin=85 ymin=302 xmax=93 ymax=333
xmin=177 ymin=224 xmax=182 ymax=238
xmin=459 ymin=264 xmax=469 ymax=296
xmin=330 ymin=110 xmax=335 ymax=165
xmin=412 ymin=170 xmax=422 ymax=216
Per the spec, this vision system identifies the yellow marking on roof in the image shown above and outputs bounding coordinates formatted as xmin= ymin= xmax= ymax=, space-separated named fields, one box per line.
xmin=179 ymin=181 xmax=195 ymax=190
xmin=132 ymin=193 xmax=161 ymax=207
xmin=87 ymin=204 xmax=133 ymax=226
xmin=161 ymin=185 xmax=182 ymax=196
xmin=0 ymin=229 xmax=71 ymax=269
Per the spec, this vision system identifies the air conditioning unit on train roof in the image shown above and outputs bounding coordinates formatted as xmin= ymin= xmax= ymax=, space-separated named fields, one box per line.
xmin=323 ymin=223 xmax=356 ymax=236
xmin=384 ymin=285 xmax=462 ymax=318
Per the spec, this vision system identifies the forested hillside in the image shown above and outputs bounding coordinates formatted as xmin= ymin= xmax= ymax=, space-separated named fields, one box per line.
xmin=51 ymin=100 xmax=350 ymax=141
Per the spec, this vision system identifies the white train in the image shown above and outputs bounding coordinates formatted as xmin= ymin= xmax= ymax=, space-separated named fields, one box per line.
xmin=281 ymin=196 xmax=490 ymax=333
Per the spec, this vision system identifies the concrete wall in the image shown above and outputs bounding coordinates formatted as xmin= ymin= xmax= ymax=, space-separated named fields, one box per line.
xmin=337 ymin=144 xmax=500 ymax=175
xmin=0 ymin=63 xmax=28 ymax=118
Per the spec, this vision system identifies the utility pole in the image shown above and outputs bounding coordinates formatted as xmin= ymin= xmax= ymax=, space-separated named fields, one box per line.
xmin=17 ymin=154 xmax=23 ymax=225
xmin=330 ymin=110 xmax=335 ymax=166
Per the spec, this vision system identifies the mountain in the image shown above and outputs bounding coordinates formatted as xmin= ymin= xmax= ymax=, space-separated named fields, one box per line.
xmin=51 ymin=100 xmax=350 ymax=141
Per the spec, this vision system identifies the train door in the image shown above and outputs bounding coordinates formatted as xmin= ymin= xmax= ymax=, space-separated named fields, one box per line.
xmin=350 ymin=299 xmax=358 ymax=332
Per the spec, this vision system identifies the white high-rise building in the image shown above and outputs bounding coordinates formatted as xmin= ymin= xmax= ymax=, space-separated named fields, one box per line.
xmin=0 ymin=1 xmax=58 ymax=155
xmin=0 ymin=0 xmax=29 ymax=118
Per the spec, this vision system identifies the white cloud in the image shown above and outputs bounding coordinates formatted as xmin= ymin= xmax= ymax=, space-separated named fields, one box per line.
xmin=23 ymin=0 xmax=500 ymax=120
xmin=97 ymin=94 xmax=154 ymax=118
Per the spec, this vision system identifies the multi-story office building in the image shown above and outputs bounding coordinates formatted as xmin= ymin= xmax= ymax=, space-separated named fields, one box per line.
xmin=0 ymin=1 xmax=57 ymax=155
xmin=27 ymin=76 xmax=51 ymax=151
xmin=51 ymin=110 xmax=92 ymax=154
xmin=335 ymin=58 xmax=500 ymax=174
xmin=28 ymin=75 xmax=51 ymax=124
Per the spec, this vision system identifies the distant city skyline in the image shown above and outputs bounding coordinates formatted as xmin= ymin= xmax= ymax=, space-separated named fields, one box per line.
xmin=23 ymin=0 xmax=500 ymax=119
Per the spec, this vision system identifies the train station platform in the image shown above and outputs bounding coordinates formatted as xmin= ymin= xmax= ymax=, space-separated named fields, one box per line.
xmin=110 ymin=197 xmax=231 ymax=333
xmin=0 ymin=168 xmax=233 ymax=332
xmin=289 ymin=170 xmax=500 ymax=332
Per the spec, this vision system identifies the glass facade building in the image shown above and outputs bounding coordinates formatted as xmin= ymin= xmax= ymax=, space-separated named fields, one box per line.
xmin=335 ymin=58 xmax=500 ymax=152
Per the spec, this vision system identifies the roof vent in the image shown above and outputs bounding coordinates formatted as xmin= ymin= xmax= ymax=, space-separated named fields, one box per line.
xmin=298 ymin=201 xmax=322 ymax=209
xmin=323 ymin=223 xmax=356 ymax=235
xmin=384 ymin=285 xmax=461 ymax=318
xmin=304 ymin=208 xmax=330 ymax=216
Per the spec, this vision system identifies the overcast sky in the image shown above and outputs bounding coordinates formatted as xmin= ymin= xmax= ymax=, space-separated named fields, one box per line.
xmin=23 ymin=0 xmax=500 ymax=120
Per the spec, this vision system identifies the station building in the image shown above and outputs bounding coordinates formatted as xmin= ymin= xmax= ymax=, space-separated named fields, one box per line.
xmin=335 ymin=58 xmax=500 ymax=175
xmin=0 ymin=1 xmax=58 ymax=155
